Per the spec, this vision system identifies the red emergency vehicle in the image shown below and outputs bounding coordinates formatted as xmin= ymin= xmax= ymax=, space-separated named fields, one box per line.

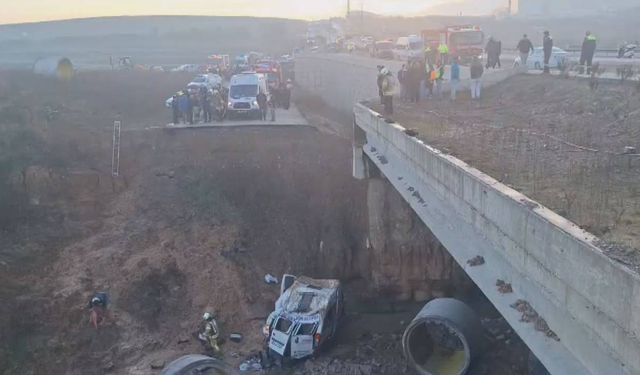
xmin=422 ymin=25 xmax=484 ymax=63
xmin=253 ymin=60 xmax=283 ymax=89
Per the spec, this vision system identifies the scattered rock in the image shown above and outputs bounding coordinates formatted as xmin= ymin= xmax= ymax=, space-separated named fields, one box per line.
xmin=510 ymin=299 xmax=559 ymax=341
xmin=150 ymin=359 xmax=165 ymax=370
xmin=404 ymin=128 xmax=419 ymax=137
xmin=264 ymin=274 xmax=278 ymax=284
xmin=102 ymin=360 xmax=115 ymax=372
xmin=229 ymin=333 xmax=243 ymax=343
xmin=177 ymin=335 xmax=190 ymax=344
xmin=239 ymin=355 xmax=262 ymax=372
xmin=496 ymin=279 xmax=513 ymax=294
xmin=467 ymin=255 xmax=485 ymax=267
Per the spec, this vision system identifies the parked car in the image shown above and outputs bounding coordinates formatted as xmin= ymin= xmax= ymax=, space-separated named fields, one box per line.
xmin=371 ymin=40 xmax=395 ymax=60
xmin=513 ymin=47 xmax=569 ymax=70
xmin=393 ymin=35 xmax=424 ymax=62
xmin=171 ymin=64 xmax=201 ymax=73
xmin=190 ymin=74 xmax=223 ymax=90
xmin=263 ymin=275 xmax=344 ymax=363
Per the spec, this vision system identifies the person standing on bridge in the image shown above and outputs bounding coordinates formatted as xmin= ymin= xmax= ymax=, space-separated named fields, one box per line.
xmin=376 ymin=65 xmax=385 ymax=105
xmin=485 ymin=37 xmax=497 ymax=69
xmin=380 ymin=67 xmax=395 ymax=116
xmin=580 ymin=31 xmax=597 ymax=75
xmin=438 ymin=42 xmax=449 ymax=65
xmin=543 ymin=31 xmax=553 ymax=74
xmin=517 ymin=34 xmax=534 ymax=67
xmin=408 ymin=61 xmax=421 ymax=103
xmin=470 ymin=57 xmax=484 ymax=100
xmin=450 ymin=57 xmax=461 ymax=101
xmin=398 ymin=64 xmax=407 ymax=102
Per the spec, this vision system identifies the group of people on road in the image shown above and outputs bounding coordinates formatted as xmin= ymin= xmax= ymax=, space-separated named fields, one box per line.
xmin=517 ymin=30 xmax=597 ymax=74
xmin=378 ymin=29 xmax=600 ymax=118
xmin=171 ymin=85 xmax=227 ymax=125
xmin=380 ymin=53 xmax=485 ymax=115
xmin=516 ymin=31 xmax=552 ymax=73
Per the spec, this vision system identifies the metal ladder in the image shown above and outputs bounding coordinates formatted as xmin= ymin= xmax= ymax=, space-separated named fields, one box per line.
xmin=112 ymin=120 xmax=121 ymax=177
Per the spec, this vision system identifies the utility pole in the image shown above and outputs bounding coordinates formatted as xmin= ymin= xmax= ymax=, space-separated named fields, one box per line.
xmin=347 ymin=0 xmax=351 ymax=18
xmin=361 ymin=1 xmax=364 ymax=35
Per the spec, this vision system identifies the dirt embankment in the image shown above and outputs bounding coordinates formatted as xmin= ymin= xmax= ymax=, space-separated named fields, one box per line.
xmin=376 ymin=74 xmax=640 ymax=259
xmin=0 ymin=71 xmax=470 ymax=374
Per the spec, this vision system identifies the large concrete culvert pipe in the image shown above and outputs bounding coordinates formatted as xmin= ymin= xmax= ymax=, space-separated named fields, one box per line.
xmin=402 ymin=298 xmax=482 ymax=375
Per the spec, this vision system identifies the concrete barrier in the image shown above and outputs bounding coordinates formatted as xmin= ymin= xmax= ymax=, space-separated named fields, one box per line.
xmin=353 ymin=103 xmax=640 ymax=375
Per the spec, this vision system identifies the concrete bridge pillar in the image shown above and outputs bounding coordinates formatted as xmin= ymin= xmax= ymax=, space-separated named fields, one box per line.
xmin=365 ymin=174 xmax=465 ymax=302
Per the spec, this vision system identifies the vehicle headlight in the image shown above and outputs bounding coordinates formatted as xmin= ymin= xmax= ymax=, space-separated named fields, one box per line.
xmin=228 ymin=101 xmax=234 ymax=108
xmin=253 ymin=101 xmax=258 ymax=107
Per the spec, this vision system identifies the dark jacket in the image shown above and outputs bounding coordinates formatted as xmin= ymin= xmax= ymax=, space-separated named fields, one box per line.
xmin=256 ymin=92 xmax=267 ymax=108
xmin=485 ymin=39 xmax=496 ymax=55
xmin=517 ymin=38 xmax=534 ymax=54
xmin=543 ymin=36 xmax=553 ymax=55
xmin=470 ymin=61 xmax=484 ymax=79
xmin=581 ymin=36 xmax=597 ymax=57
xmin=377 ymin=73 xmax=384 ymax=91
xmin=397 ymin=68 xmax=406 ymax=84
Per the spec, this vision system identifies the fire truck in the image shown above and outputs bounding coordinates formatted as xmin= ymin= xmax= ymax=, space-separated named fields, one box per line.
xmin=421 ymin=25 xmax=484 ymax=63
xmin=253 ymin=60 xmax=283 ymax=89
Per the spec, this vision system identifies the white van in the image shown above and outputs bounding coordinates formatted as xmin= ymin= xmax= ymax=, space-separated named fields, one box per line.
xmin=263 ymin=275 xmax=344 ymax=364
xmin=227 ymin=72 xmax=268 ymax=119
xmin=394 ymin=35 xmax=424 ymax=61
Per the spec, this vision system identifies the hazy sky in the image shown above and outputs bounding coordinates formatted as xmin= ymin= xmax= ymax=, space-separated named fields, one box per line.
xmin=2 ymin=0 xmax=461 ymax=25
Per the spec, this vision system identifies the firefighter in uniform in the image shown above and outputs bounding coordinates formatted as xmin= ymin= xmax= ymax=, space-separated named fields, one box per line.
xmin=437 ymin=42 xmax=450 ymax=65
xmin=199 ymin=312 xmax=221 ymax=353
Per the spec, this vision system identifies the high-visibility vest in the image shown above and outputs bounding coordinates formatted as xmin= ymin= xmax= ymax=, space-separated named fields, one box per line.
xmin=438 ymin=43 xmax=449 ymax=54
xmin=587 ymin=35 xmax=596 ymax=41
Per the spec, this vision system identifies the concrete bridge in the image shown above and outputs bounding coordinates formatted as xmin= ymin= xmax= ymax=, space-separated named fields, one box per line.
xmin=296 ymin=54 xmax=640 ymax=375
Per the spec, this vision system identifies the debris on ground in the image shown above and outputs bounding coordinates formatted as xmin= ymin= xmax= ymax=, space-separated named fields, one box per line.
xmin=229 ymin=333 xmax=243 ymax=343
xmin=150 ymin=359 xmax=166 ymax=370
xmin=496 ymin=279 xmax=513 ymax=294
xmin=467 ymin=255 xmax=485 ymax=267
xmin=510 ymin=300 xmax=560 ymax=341
xmin=239 ymin=355 xmax=263 ymax=372
xmin=264 ymin=274 xmax=278 ymax=284
xmin=292 ymin=332 xmax=409 ymax=375
xmin=404 ymin=128 xmax=419 ymax=137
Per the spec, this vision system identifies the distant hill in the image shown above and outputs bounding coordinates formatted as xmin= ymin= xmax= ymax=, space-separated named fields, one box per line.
xmin=0 ymin=15 xmax=307 ymax=41
xmin=0 ymin=16 xmax=308 ymax=69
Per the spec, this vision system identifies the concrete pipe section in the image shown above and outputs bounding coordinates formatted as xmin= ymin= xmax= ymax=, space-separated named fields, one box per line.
xmin=160 ymin=355 xmax=240 ymax=375
xmin=402 ymin=298 xmax=482 ymax=375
